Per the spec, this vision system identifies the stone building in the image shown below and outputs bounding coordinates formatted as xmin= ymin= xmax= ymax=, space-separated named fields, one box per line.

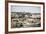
xmin=11 ymin=12 xmax=41 ymax=28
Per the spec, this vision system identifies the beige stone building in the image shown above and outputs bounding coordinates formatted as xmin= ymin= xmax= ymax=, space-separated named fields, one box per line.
xmin=11 ymin=12 xmax=41 ymax=28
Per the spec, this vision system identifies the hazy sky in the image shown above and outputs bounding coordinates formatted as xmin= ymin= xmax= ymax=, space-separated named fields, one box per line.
xmin=11 ymin=5 xmax=41 ymax=13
